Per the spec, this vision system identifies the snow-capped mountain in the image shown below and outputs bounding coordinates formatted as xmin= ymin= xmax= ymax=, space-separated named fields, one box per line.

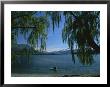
xmin=46 ymin=48 xmax=71 ymax=54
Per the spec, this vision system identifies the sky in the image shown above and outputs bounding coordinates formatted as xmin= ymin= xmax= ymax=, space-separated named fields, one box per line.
xmin=46 ymin=19 xmax=68 ymax=52
xmin=17 ymin=14 xmax=69 ymax=52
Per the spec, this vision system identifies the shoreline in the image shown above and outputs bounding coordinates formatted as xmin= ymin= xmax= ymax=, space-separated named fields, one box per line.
xmin=11 ymin=73 xmax=100 ymax=77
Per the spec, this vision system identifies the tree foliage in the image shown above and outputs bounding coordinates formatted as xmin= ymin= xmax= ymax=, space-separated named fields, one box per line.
xmin=11 ymin=11 xmax=100 ymax=65
xmin=11 ymin=11 xmax=49 ymax=51
xmin=62 ymin=11 xmax=100 ymax=64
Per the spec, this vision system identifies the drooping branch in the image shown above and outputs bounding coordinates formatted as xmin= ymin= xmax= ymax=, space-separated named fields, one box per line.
xmin=87 ymin=33 xmax=100 ymax=52
xmin=11 ymin=12 xmax=36 ymax=21
xmin=68 ymin=11 xmax=77 ymax=19
xmin=70 ymin=41 xmax=75 ymax=63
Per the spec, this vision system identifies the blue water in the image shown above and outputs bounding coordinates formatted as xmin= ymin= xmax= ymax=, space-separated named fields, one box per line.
xmin=11 ymin=54 xmax=100 ymax=77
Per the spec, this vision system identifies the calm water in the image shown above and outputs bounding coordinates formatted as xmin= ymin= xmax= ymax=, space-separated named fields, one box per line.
xmin=11 ymin=54 xmax=100 ymax=77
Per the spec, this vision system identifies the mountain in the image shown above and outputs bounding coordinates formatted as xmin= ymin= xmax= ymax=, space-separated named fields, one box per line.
xmin=12 ymin=44 xmax=97 ymax=55
xmin=48 ymin=48 xmax=71 ymax=54
xmin=33 ymin=48 xmax=73 ymax=55
xmin=11 ymin=44 xmax=34 ymax=52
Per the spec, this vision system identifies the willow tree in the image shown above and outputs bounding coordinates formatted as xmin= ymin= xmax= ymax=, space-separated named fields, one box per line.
xmin=62 ymin=11 xmax=100 ymax=64
xmin=11 ymin=11 xmax=100 ymax=65
xmin=11 ymin=11 xmax=49 ymax=61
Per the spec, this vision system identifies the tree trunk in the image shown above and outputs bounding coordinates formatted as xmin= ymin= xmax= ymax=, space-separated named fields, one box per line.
xmin=70 ymin=41 xmax=75 ymax=63
xmin=86 ymin=33 xmax=100 ymax=53
xmin=88 ymin=39 xmax=100 ymax=53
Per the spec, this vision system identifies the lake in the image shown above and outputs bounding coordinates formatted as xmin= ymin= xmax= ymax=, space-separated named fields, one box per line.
xmin=11 ymin=54 xmax=100 ymax=77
